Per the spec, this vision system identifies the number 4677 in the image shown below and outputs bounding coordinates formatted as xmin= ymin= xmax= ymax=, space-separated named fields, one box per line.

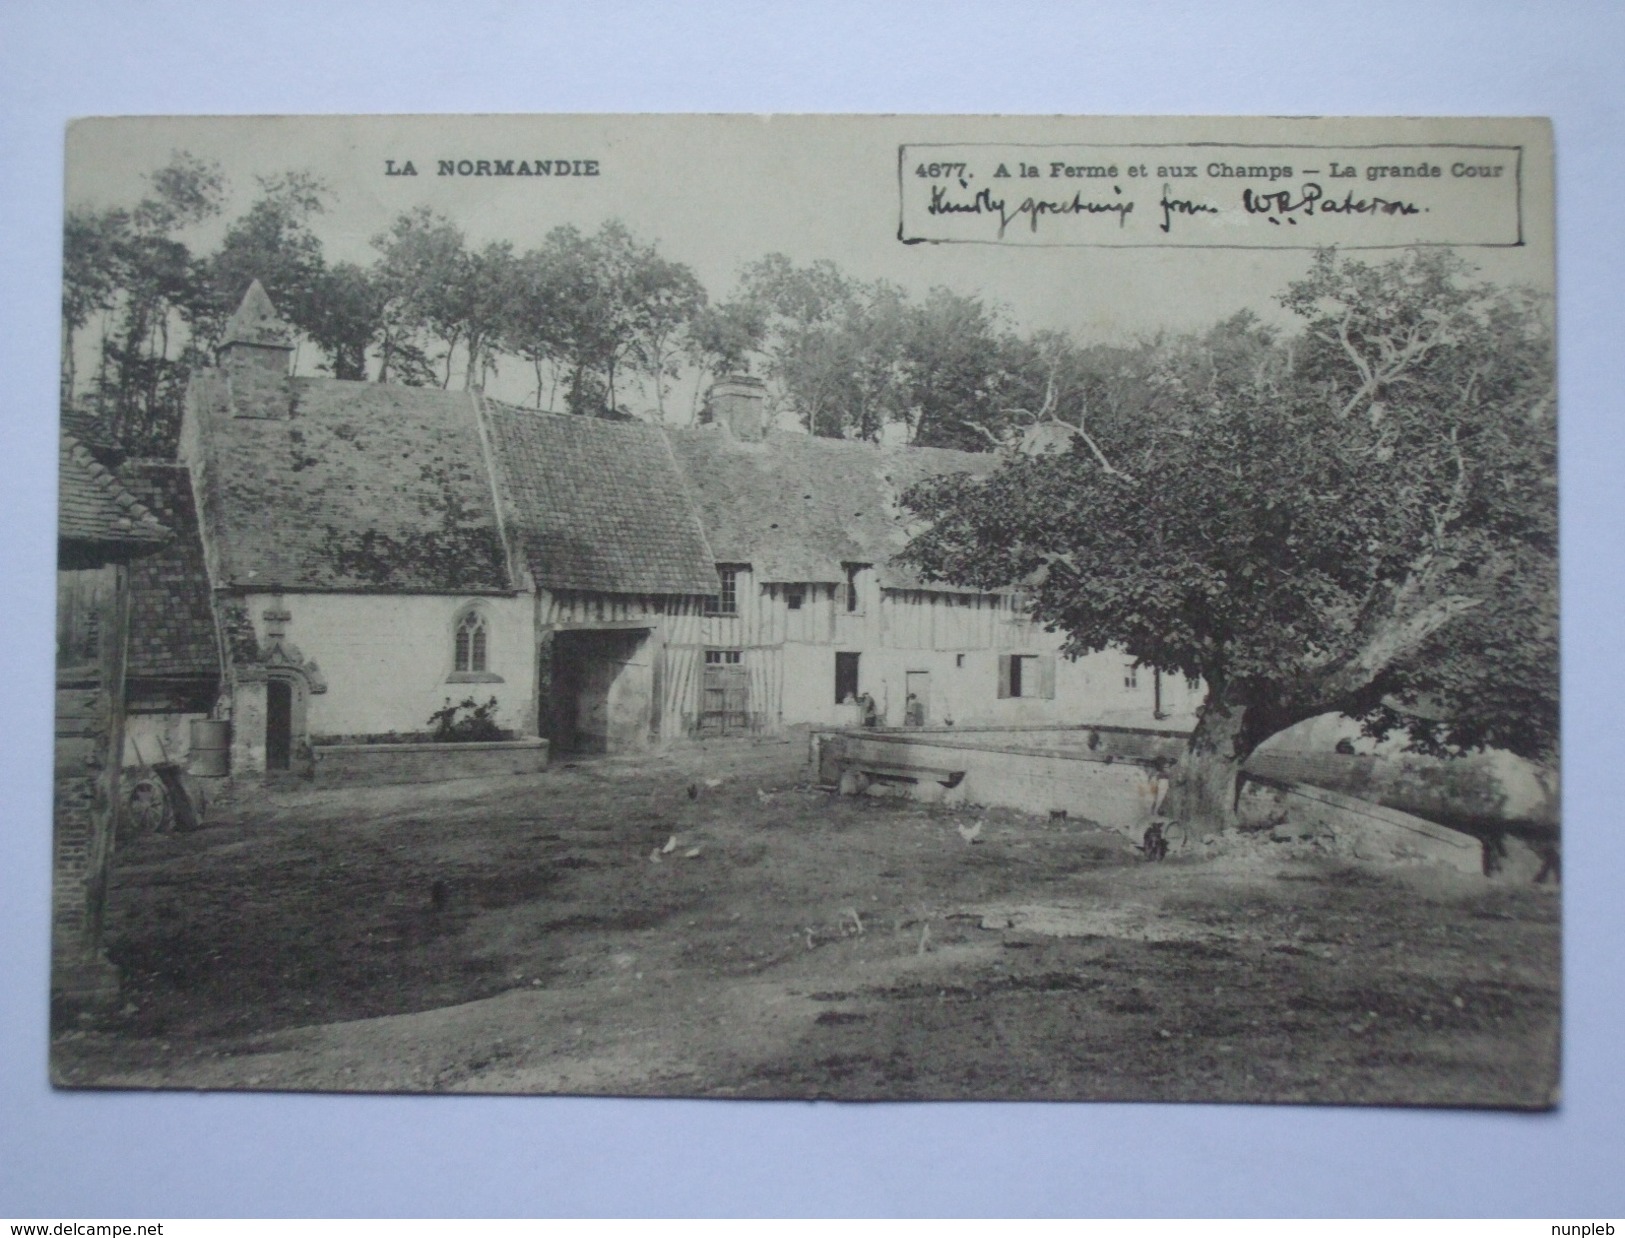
xmin=915 ymin=162 xmax=967 ymax=179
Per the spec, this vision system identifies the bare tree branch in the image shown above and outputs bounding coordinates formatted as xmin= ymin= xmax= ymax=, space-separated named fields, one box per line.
xmin=958 ymin=418 xmax=1004 ymax=448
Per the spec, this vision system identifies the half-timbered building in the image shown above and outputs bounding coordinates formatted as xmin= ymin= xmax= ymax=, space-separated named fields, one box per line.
xmin=169 ymin=283 xmax=1197 ymax=775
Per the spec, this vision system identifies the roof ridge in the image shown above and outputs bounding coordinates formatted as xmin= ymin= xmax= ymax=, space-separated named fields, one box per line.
xmin=656 ymin=416 xmax=717 ymax=568
xmin=62 ymin=432 xmax=169 ymax=541
xmin=469 ymin=390 xmax=521 ymax=592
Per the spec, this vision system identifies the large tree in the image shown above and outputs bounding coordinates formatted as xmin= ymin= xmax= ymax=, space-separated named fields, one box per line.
xmin=369 ymin=206 xmax=470 ymax=387
xmin=500 ymin=221 xmax=705 ymax=417
xmin=64 ymin=151 xmax=225 ymax=455
xmin=726 ymin=255 xmax=910 ymax=438
xmin=901 ymin=250 xmax=1557 ymax=829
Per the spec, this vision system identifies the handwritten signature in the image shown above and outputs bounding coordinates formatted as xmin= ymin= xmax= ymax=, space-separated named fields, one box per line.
xmin=927 ymin=183 xmax=1132 ymax=238
xmin=1242 ymin=182 xmax=1424 ymax=224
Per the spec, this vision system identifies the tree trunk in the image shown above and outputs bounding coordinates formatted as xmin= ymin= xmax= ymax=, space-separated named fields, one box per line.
xmin=1163 ymin=695 xmax=1254 ymax=832
xmin=62 ymin=320 xmax=77 ymax=404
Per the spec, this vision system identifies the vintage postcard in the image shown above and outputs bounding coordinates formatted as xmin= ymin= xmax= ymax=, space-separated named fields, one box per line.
xmin=51 ymin=115 xmax=1557 ymax=1106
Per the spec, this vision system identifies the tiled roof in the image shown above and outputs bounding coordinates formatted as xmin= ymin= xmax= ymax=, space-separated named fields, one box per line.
xmin=187 ymin=371 xmax=511 ymax=592
xmin=484 ymin=403 xmax=717 ymax=595
xmin=61 ymin=404 xmax=120 ymax=463
xmin=59 ymin=433 xmax=169 ymax=554
xmin=666 ymin=427 xmax=1000 ymax=591
xmin=118 ymin=461 xmax=220 ymax=680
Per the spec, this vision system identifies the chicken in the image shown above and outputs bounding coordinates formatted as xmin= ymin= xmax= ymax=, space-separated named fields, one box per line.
xmin=956 ymin=819 xmax=984 ymax=845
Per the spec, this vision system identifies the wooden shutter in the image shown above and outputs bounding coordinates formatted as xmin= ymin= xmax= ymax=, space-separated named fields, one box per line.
xmin=1036 ymin=654 xmax=1056 ymax=700
xmin=996 ymin=654 xmax=1013 ymax=699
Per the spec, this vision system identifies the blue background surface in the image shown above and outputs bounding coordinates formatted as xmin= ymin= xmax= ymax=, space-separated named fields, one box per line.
xmin=2 ymin=0 xmax=1620 ymax=1217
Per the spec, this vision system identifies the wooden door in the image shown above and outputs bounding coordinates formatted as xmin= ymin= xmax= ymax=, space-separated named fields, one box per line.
xmin=701 ymin=651 xmax=749 ymax=734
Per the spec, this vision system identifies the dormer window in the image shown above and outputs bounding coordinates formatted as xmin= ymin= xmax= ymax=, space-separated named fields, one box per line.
xmin=785 ymin=584 xmax=806 ymax=610
xmin=705 ymin=565 xmax=740 ymax=616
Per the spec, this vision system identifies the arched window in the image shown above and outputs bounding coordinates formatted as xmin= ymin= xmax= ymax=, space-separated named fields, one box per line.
xmin=455 ymin=610 xmax=488 ymax=674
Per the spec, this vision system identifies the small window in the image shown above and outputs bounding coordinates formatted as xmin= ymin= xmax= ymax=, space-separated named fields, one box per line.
xmin=956 ymin=653 xmax=966 ymax=668
xmin=455 ymin=610 xmax=488 ymax=673
xmin=1124 ymin=663 xmax=1139 ymax=690
xmin=448 ymin=606 xmax=503 ymax=682
xmin=998 ymin=653 xmax=1055 ymax=700
xmin=705 ymin=648 xmax=742 ymax=665
xmin=785 ymin=584 xmax=806 ymax=610
xmin=705 ymin=565 xmax=740 ymax=616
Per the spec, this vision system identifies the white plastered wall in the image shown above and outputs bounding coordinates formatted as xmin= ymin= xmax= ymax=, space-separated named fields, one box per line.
xmin=238 ymin=591 xmax=537 ymax=741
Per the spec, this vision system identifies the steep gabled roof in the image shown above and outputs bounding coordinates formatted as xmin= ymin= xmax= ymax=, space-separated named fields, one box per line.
xmin=186 ymin=372 xmax=511 ymax=592
xmin=118 ymin=461 xmax=220 ymax=680
xmin=59 ymin=433 xmax=169 ymax=563
xmin=220 ymin=279 xmax=294 ymax=350
xmin=666 ymin=426 xmax=1000 ymax=591
xmin=484 ymin=402 xmax=717 ymax=595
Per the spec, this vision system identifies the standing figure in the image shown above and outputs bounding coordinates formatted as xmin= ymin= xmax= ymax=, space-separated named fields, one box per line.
xmin=857 ymin=691 xmax=879 ymax=728
xmin=904 ymin=692 xmax=925 ymax=728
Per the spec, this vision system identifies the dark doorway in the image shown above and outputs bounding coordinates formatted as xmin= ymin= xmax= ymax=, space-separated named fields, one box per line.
xmin=265 ymin=678 xmax=292 ymax=771
xmin=905 ymin=670 xmax=930 ymax=725
xmin=834 ymin=651 xmax=860 ymax=704
xmin=548 ymin=628 xmax=652 ymax=753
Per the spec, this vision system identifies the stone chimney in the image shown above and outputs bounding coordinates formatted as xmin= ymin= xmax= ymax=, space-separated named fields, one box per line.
xmin=217 ymin=280 xmax=294 ymax=377
xmin=702 ymin=375 xmax=768 ymax=441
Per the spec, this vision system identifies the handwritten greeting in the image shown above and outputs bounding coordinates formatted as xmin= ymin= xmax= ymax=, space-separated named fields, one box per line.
xmin=898 ymin=143 xmax=1522 ymax=248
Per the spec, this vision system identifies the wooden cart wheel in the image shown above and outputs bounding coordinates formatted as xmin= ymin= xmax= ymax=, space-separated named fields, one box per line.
xmin=124 ymin=777 xmax=172 ymax=836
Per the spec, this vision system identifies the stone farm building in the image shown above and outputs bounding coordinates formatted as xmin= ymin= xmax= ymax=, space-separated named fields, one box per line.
xmin=156 ymin=282 xmax=1199 ymax=777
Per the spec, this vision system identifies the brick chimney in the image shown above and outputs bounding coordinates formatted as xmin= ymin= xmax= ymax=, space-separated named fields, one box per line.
xmin=702 ymin=375 xmax=768 ymax=441
xmin=217 ymin=280 xmax=294 ymax=377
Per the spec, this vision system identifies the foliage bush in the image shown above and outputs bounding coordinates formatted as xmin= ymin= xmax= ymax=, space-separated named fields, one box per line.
xmin=427 ymin=695 xmax=504 ymax=743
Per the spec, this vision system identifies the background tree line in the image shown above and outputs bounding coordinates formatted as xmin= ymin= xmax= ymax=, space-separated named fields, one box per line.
xmin=63 ymin=151 xmax=1141 ymax=457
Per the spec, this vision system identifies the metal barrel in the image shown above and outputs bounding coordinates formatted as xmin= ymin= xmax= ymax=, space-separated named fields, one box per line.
xmin=188 ymin=718 xmax=231 ymax=777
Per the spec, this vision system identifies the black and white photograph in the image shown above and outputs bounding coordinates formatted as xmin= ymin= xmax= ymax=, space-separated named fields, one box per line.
xmin=49 ymin=113 xmax=1558 ymax=1107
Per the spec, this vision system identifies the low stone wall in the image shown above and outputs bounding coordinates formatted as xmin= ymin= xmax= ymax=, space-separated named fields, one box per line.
xmin=311 ymin=737 xmax=549 ymax=787
xmin=1245 ymin=748 xmax=1559 ymax=833
xmin=813 ymin=725 xmax=1525 ymax=876
xmin=1238 ymin=777 xmax=1486 ymax=874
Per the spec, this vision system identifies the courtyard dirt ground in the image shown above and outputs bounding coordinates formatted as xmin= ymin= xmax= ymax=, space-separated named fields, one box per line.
xmin=52 ymin=730 xmax=1560 ymax=1106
